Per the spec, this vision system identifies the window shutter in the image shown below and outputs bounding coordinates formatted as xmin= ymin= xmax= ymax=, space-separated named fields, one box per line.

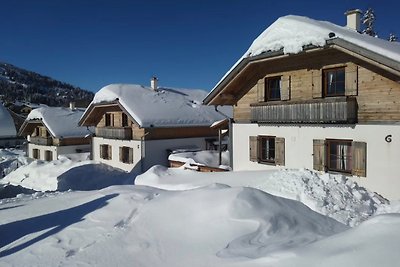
xmin=281 ymin=76 xmax=291 ymax=101
xmin=249 ymin=136 xmax=258 ymax=162
xmin=275 ymin=137 xmax=285 ymax=166
xmin=352 ymin=141 xmax=366 ymax=177
xmin=108 ymin=145 xmax=112 ymax=160
xmin=257 ymin=78 xmax=265 ymax=102
xmin=312 ymin=70 xmax=322 ymax=98
xmin=129 ymin=148 xmax=134 ymax=164
xmin=100 ymin=145 xmax=104 ymax=158
xmin=313 ymin=139 xmax=326 ymax=171
xmin=119 ymin=147 xmax=123 ymax=162
xmin=345 ymin=64 xmax=358 ymax=96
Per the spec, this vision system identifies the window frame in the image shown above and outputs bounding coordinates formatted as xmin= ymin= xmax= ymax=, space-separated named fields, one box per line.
xmin=105 ymin=113 xmax=113 ymax=127
xmin=326 ymin=139 xmax=353 ymax=174
xmin=32 ymin=148 xmax=40 ymax=159
xmin=258 ymin=135 xmax=276 ymax=164
xmin=323 ymin=67 xmax=346 ymax=97
xmin=120 ymin=146 xmax=133 ymax=164
xmin=265 ymin=76 xmax=281 ymax=101
xmin=100 ymin=144 xmax=112 ymax=160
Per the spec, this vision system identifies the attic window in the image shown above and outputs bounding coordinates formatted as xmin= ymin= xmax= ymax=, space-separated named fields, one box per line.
xmin=105 ymin=113 xmax=113 ymax=127
xmin=265 ymin=76 xmax=281 ymax=101
xmin=122 ymin=113 xmax=128 ymax=127
xmin=323 ymin=68 xmax=345 ymax=97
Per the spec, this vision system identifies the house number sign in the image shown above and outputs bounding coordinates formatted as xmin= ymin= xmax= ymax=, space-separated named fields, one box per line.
xmin=385 ymin=135 xmax=392 ymax=143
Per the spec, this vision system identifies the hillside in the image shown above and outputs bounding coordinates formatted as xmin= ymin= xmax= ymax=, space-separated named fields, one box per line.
xmin=0 ymin=62 xmax=93 ymax=107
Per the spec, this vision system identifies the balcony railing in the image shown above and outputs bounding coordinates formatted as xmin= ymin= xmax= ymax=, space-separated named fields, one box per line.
xmin=95 ymin=127 xmax=132 ymax=140
xmin=251 ymin=97 xmax=357 ymax=124
xmin=30 ymin=136 xmax=53 ymax=146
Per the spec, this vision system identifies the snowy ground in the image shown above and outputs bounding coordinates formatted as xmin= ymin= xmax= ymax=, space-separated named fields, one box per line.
xmin=1 ymin=158 xmax=399 ymax=266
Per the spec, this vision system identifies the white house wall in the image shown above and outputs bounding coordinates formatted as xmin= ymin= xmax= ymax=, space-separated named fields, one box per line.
xmin=92 ymin=137 xmax=142 ymax=173
xmin=233 ymin=123 xmax=400 ymax=200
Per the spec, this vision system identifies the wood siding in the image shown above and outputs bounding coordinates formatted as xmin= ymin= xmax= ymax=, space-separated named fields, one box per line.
xmin=233 ymin=49 xmax=400 ymax=123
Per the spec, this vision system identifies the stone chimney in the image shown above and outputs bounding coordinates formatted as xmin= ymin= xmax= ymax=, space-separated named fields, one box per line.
xmin=345 ymin=9 xmax=362 ymax=32
xmin=69 ymin=102 xmax=76 ymax=110
xmin=151 ymin=76 xmax=158 ymax=91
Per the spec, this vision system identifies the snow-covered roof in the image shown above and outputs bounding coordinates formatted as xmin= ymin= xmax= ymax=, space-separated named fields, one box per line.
xmin=204 ymin=15 xmax=400 ymax=104
xmin=87 ymin=84 xmax=231 ymax=128
xmin=244 ymin=15 xmax=400 ymax=60
xmin=25 ymin=107 xmax=92 ymax=138
xmin=0 ymin=102 xmax=17 ymax=138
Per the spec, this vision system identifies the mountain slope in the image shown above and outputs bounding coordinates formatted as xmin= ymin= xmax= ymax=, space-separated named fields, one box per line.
xmin=0 ymin=62 xmax=93 ymax=107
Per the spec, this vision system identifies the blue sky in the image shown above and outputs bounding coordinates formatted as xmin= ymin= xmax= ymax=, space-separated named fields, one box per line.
xmin=1 ymin=0 xmax=399 ymax=93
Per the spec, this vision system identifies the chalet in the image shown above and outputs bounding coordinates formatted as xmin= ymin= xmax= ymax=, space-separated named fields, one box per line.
xmin=19 ymin=103 xmax=92 ymax=161
xmin=0 ymin=102 xmax=19 ymax=148
xmin=203 ymin=11 xmax=400 ymax=200
xmin=79 ymin=80 xmax=230 ymax=173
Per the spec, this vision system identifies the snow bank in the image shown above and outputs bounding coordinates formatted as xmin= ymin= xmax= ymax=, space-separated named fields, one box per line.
xmin=168 ymin=150 xmax=230 ymax=169
xmin=91 ymin=84 xmax=231 ymax=127
xmin=1 ymin=156 xmax=133 ymax=192
xmin=136 ymin=167 xmax=386 ymax=226
xmin=0 ymin=149 xmax=30 ymax=177
xmin=0 ymin=102 xmax=17 ymax=138
xmin=27 ymin=107 xmax=92 ymax=138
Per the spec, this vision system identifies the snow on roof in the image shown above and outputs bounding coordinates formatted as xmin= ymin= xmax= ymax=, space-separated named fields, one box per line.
xmin=91 ymin=84 xmax=231 ymax=128
xmin=27 ymin=107 xmax=91 ymax=138
xmin=0 ymin=102 xmax=17 ymax=138
xmin=211 ymin=15 xmax=400 ymax=93
xmin=245 ymin=15 xmax=400 ymax=59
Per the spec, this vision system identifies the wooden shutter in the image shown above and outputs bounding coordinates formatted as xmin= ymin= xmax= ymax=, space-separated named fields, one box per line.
xmin=119 ymin=147 xmax=123 ymax=162
xmin=345 ymin=63 xmax=358 ymax=96
xmin=313 ymin=139 xmax=326 ymax=171
xmin=100 ymin=145 xmax=104 ymax=158
xmin=129 ymin=147 xmax=134 ymax=163
xmin=257 ymin=78 xmax=265 ymax=102
xmin=352 ymin=141 xmax=366 ymax=177
xmin=281 ymin=76 xmax=291 ymax=101
xmin=275 ymin=137 xmax=285 ymax=166
xmin=108 ymin=145 xmax=112 ymax=160
xmin=249 ymin=136 xmax=258 ymax=162
xmin=312 ymin=70 xmax=322 ymax=99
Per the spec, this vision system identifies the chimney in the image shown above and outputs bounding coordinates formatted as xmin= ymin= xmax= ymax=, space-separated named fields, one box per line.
xmin=69 ymin=102 xmax=76 ymax=110
xmin=345 ymin=9 xmax=362 ymax=32
xmin=151 ymin=76 xmax=158 ymax=91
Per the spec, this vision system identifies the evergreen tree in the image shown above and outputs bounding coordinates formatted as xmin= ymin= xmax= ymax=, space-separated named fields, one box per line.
xmin=388 ymin=33 xmax=398 ymax=42
xmin=361 ymin=8 xmax=377 ymax=37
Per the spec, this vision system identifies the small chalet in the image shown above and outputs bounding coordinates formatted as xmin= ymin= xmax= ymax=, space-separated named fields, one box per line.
xmin=204 ymin=10 xmax=400 ymax=200
xmin=19 ymin=104 xmax=92 ymax=161
xmin=0 ymin=102 xmax=19 ymax=148
xmin=79 ymin=79 xmax=230 ymax=173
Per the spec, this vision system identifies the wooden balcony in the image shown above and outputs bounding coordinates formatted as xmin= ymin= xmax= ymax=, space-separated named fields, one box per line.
xmin=95 ymin=127 xmax=132 ymax=140
xmin=250 ymin=97 xmax=357 ymax=124
xmin=30 ymin=136 xmax=53 ymax=146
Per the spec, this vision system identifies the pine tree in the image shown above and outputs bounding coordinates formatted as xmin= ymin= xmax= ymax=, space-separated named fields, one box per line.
xmin=361 ymin=8 xmax=377 ymax=37
xmin=388 ymin=33 xmax=398 ymax=42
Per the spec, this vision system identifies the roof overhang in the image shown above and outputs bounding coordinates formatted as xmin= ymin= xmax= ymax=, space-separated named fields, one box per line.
xmin=18 ymin=119 xmax=48 ymax=137
xmin=204 ymin=38 xmax=400 ymax=106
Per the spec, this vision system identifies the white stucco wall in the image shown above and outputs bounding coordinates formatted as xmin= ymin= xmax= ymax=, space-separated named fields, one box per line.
xmin=92 ymin=137 xmax=142 ymax=173
xmin=233 ymin=123 xmax=400 ymax=200
xmin=28 ymin=143 xmax=91 ymax=161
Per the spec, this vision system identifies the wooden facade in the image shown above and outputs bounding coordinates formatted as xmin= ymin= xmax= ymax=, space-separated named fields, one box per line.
xmin=232 ymin=49 xmax=400 ymax=124
xmin=26 ymin=124 xmax=89 ymax=146
xmin=93 ymin=108 xmax=219 ymax=141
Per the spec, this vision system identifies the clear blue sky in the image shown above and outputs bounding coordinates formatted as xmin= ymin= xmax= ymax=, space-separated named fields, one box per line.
xmin=1 ymin=0 xmax=399 ymax=93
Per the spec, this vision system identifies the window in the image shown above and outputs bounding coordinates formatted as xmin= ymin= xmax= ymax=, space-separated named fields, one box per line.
xmin=100 ymin=144 xmax=112 ymax=160
xmin=323 ymin=68 xmax=345 ymax=96
xmin=32 ymin=149 xmax=40 ymax=159
xmin=105 ymin=113 xmax=113 ymax=127
xmin=265 ymin=76 xmax=281 ymax=101
xmin=122 ymin=113 xmax=129 ymax=127
xmin=119 ymin=146 xmax=133 ymax=164
xmin=249 ymin=136 xmax=285 ymax=166
xmin=326 ymin=139 xmax=352 ymax=173
xmin=313 ymin=139 xmax=366 ymax=177
xmin=44 ymin=150 xmax=53 ymax=161
xmin=259 ymin=136 xmax=276 ymax=163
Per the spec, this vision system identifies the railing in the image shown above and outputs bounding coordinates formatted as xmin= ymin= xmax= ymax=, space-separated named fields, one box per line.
xmin=30 ymin=136 xmax=53 ymax=145
xmin=95 ymin=127 xmax=132 ymax=140
xmin=251 ymin=97 xmax=357 ymax=124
